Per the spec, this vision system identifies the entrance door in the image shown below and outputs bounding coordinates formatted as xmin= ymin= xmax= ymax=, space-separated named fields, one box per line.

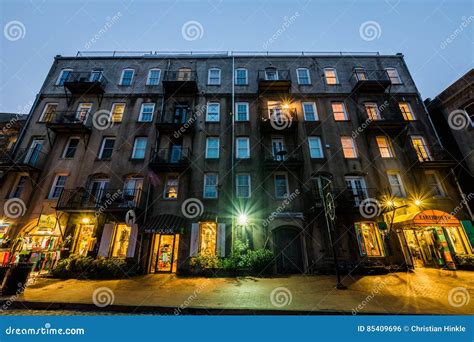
xmin=403 ymin=228 xmax=445 ymax=268
xmin=151 ymin=234 xmax=180 ymax=273
xmin=273 ymin=227 xmax=304 ymax=274
xmin=174 ymin=105 xmax=188 ymax=124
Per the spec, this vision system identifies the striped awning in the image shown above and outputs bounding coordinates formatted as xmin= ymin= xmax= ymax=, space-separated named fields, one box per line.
xmin=142 ymin=214 xmax=187 ymax=234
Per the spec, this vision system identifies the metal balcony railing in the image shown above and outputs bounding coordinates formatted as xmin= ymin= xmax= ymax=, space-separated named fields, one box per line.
xmin=411 ymin=144 xmax=455 ymax=164
xmin=65 ymin=71 xmax=107 ymax=86
xmin=0 ymin=148 xmax=48 ymax=169
xmin=151 ymin=148 xmax=191 ymax=164
xmin=350 ymin=69 xmax=391 ymax=92
xmin=257 ymin=70 xmax=291 ymax=81
xmin=163 ymin=70 xmax=198 ymax=82
xmin=56 ymin=188 xmax=144 ymax=211
xmin=263 ymin=144 xmax=303 ymax=163
xmin=261 ymin=108 xmax=298 ymax=130
xmin=44 ymin=111 xmax=93 ymax=128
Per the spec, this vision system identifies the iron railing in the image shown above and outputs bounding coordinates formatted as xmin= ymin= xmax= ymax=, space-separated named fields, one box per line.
xmin=350 ymin=69 xmax=390 ymax=87
xmin=257 ymin=70 xmax=291 ymax=82
xmin=0 ymin=148 xmax=48 ymax=169
xmin=43 ymin=111 xmax=93 ymax=127
xmin=56 ymin=188 xmax=144 ymax=211
xmin=263 ymin=144 xmax=303 ymax=163
xmin=163 ymin=70 xmax=198 ymax=82
xmin=65 ymin=71 xmax=107 ymax=86
xmin=150 ymin=148 xmax=191 ymax=164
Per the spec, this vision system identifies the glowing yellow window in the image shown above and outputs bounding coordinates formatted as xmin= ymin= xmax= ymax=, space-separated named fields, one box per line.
xmin=341 ymin=136 xmax=357 ymax=158
xmin=332 ymin=102 xmax=348 ymax=121
xmin=199 ymin=222 xmax=217 ymax=256
xmin=399 ymin=102 xmax=416 ymax=121
xmin=111 ymin=103 xmax=125 ymax=122
xmin=355 ymin=222 xmax=384 ymax=257
xmin=164 ymin=175 xmax=179 ymax=199
xmin=110 ymin=224 xmax=131 ymax=258
xmin=376 ymin=136 xmax=394 ymax=158
xmin=411 ymin=136 xmax=432 ymax=161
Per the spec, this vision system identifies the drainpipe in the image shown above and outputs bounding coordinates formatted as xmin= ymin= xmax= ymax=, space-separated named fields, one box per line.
xmin=231 ymin=53 xmax=236 ymax=252
xmin=451 ymin=168 xmax=474 ymax=220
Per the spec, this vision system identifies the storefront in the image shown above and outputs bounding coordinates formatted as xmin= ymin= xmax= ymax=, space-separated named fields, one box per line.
xmin=393 ymin=210 xmax=472 ymax=270
xmin=97 ymin=222 xmax=138 ymax=259
xmin=354 ymin=221 xmax=386 ymax=258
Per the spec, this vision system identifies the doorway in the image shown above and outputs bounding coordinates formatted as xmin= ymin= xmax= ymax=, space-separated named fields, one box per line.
xmin=150 ymin=234 xmax=180 ymax=273
xmin=273 ymin=227 xmax=304 ymax=274
xmin=403 ymin=227 xmax=445 ymax=268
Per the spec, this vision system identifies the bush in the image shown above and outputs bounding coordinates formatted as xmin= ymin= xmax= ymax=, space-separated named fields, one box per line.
xmin=51 ymin=255 xmax=137 ymax=279
xmin=244 ymin=249 xmax=274 ymax=274
xmin=222 ymin=239 xmax=274 ymax=275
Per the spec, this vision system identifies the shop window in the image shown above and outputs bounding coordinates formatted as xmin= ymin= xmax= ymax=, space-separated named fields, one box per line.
xmin=445 ymin=226 xmax=471 ymax=255
xmin=110 ymin=224 xmax=131 ymax=258
xmin=355 ymin=222 xmax=384 ymax=257
xmin=74 ymin=224 xmax=95 ymax=257
xmin=199 ymin=222 xmax=217 ymax=256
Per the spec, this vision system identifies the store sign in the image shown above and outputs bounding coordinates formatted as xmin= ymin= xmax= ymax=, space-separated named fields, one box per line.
xmin=413 ymin=210 xmax=458 ymax=226
xmin=37 ymin=215 xmax=58 ymax=234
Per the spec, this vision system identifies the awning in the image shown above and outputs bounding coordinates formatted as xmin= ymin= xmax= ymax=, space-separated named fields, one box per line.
xmin=393 ymin=209 xmax=459 ymax=227
xmin=142 ymin=214 xmax=187 ymax=234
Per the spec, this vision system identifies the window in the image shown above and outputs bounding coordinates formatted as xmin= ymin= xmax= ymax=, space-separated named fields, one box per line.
xmin=139 ymin=103 xmax=155 ymax=122
xmin=345 ymin=176 xmax=368 ymax=206
xmin=49 ymin=174 xmax=68 ymax=199
xmin=147 ymin=68 xmax=161 ymax=85
xmin=111 ymin=103 xmax=125 ymax=122
xmin=164 ymin=174 xmax=179 ymax=199
xmin=205 ymin=137 xmax=219 ymax=159
xmin=399 ymin=102 xmax=416 ymax=120
xmin=208 ymin=68 xmax=221 ymax=85
xmin=445 ymin=226 xmax=471 ymax=255
xmin=76 ymin=103 xmax=92 ymax=121
xmin=98 ymin=137 xmax=115 ymax=159
xmin=235 ymin=68 xmax=248 ymax=85
xmin=235 ymin=102 xmax=249 ymax=121
xmin=376 ymin=136 xmax=395 ymax=158
xmin=410 ymin=136 xmax=432 ymax=161
xmin=56 ymin=69 xmax=72 ymax=85
xmin=265 ymin=68 xmax=278 ymax=80
xmin=132 ymin=137 xmax=147 ymax=159
xmin=297 ymin=68 xmax=311 ymax=85
xmin=110 ymin=224 xmax=131 ymax=258
xmin=425 ymin=171 xmax=445 ymax=197
xmin=10 ymin=175 xmax=28 ymax=199
xmin=120 ymin=69 xmax=134 ymax=86
xmin=236 ymin=174 xmax=251 ymax=198
xmin=39 ymin=103 xmax=58 ymax=122
xmin=354 ymin=68 xmax=367 ymax=81
xmin=302 ymin=102 xmax=318 ymax=121
xmin=63 ymin=137 xmax=80 ymax=159
xmin=203 ymin=174 xmax=218 ymax=199
xmin=387 ymin=172 xmax=406 ymax=197
xmin=385 ymin=68 xmax=401 ymax=84
xmin=308 ymin=137 xmax=324 ymax=158
xmin=199 ymin=222 xmax=217 ymax=256
xmin=355 ymin=222 xmax=384 ymax=257
xmin=324 ymin=68 xmax=338 ymax=85
xmin=206 ymin=103 xmax=220 ymax=122
xmin=123 ymin=177 xmax=144 ymax=205
xmin=341 ymin=136 xmax=357 ymax=158
xmin=332 ymin=102 xmax=348 ymax=121
xmin=90 ymin=70 xmax=103 ymax=82
xmin=274 ymin=173 xmax=289 ymax=199
xmin=236 ymin=137 xmax=250 ymax=159
xmin=365 ymin=103 xmax=382 ymax=120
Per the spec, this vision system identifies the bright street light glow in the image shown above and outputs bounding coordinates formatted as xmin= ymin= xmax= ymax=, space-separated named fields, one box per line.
xmin=414 ymin=199 xmax=422 ymax=206
xmin=237 ymin=214 xmax=248 ymax=225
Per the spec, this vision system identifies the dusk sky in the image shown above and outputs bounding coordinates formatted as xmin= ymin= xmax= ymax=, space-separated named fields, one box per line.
xmin=1 ymin=0 xmax=472 ymax=114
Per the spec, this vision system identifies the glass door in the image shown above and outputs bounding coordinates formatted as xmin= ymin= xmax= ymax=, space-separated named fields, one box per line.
xmin=174 ymin=105 xmax=188 ymax=124
xmin=152 ymin=234 xmax=180 ymax=273
xmin=272 ymin=138 xmax=287 ymax=161
xmin=89 ymin=180 xmax=108 ymax=206
xmin=169 ymin=145 xmax=183 ymax=163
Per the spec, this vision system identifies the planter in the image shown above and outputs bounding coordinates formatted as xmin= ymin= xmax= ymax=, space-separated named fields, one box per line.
xmin=1 ymin=263 xmax=33 ymax=296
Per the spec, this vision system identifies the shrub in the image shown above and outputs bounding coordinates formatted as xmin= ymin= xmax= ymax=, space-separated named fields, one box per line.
xmin=52 ymin=255 xmax=137 ymax=279
xmin=189 ymin=254 xmax=221 ymax=275
xmin=222 ymin=239 xmax=274 ymax=275
xmin=244 ymin=249 xmax=274 ymax=274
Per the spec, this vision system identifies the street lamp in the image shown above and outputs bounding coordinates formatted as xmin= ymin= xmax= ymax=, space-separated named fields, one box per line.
xmin=237 ymin=214 xmax=248 ymax=226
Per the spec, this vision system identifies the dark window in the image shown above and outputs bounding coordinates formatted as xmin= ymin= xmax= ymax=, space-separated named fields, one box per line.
xmin=64 ymin=138 xmax=79 ymax=158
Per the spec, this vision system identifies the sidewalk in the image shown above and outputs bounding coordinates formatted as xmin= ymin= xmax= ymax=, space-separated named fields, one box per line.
xmin=2 ymin=268 xmax=473 ymax=314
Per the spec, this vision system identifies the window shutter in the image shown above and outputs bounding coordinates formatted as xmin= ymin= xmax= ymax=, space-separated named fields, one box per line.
xmin=126 ymin=224 xmax=138 ymax=258
xmin=98 ymin=223 xmax=114 ymax=257
xmin=189 ymin=223 xmax=199 ymax=256
xmin=217 ymin=223 xmax=226 ymax=257
xmin=461 ymin=220 xmax=474 ymax=252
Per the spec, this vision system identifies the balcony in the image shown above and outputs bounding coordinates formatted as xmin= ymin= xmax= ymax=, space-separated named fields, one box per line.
xmin=46 ymin=111 xmax=92 ymax=134
xmin=63 ymin=71 xmax=107 ymax=95
xmin=409 ymin=144 xmax=457 ymax=168
xmin=257 ymin=70 xmax=291 ymax=93
xmin=162 ymin=70 xmax=198 ymax=94
xmin=365 ymin=118 xmax=408 ymax=134
xmin=0 ymin=148 xmax=47 ymax=171
xmin=56 ymin=188 xmax=145 ymax=212
xmin=149 ymin=148 xmax=191 ymax=172
xmin=260 ymin=108 xmax=298 ymax=132
xmin=156 ymin=113 xmax=195 ymax=134
xmin=350 ymin=69 xmax=391 ymax=93
xmin=263 ymin=145 xmax=303 ymax=170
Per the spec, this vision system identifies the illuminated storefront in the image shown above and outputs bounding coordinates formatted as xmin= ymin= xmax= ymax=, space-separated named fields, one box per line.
xmin=72 ymin=223 xmax=96 ymax=257
xmin=354 ymin=222 xmax=385 ymax=258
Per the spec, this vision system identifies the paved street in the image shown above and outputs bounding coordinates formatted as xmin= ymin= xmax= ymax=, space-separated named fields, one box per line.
xmin=1 ymin=268 xmax=473 ymax=315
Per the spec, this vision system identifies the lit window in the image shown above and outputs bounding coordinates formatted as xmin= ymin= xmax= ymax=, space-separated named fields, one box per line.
xmin=445 ymin=226 xmax=471 ymax=254
xmin=236 ymin=137 xmax=250 ymax=159
xmin=235 ymin=68 xmax=248 ymax=85
xmin=235 ymin=102 xmax=249 ymax=121
xmin=205 ymin=137 xmax=219 ymax=159
xmin=302 ymin=102 xmax=318 ymax=121
xmin=203 ymin=174 xmax=218 ymax=199
xmin=365 ymin=103 xmax=382 ymax=120
xmin=236 ymin=174 xmax=251 ymax=198
xmin=208 ymin=68 xmax=221 ymax=85
xmin=74 ymin=224 xmax=95 ymax=257
xmin=120 ymin=69 xmax=134 ymax=86
xmin=206 ymin=103 xmax=220 ymax=122
xmin=297 ymin=68 xmax=311 ymax=85
xmin=199 ymin=222 xmax=217 ymax=256
xmin=39 ymin=103 xmax=58 ymax=122
xmin=324 ymin=68 xmax=338 ymax=85
xmin=354 ymin=68 xmax=367 ymax=81
xmin=274 ymin=173 xmax=289 ymax=199
xmin=147 ymin=69 xmax=161 ymax=85
xmin=110 ymin=224 xmax=131 ymax=258
xmin=308 ymin=136 xmax=324 ymax=158
xmin=410 ymin=136 xmax=432 ymax=161
xmin=399 ymin=102 xmax=416 ymax=120
xmin=49 ymin=174 xmax=68 ymax=199
xmin=355 ymin=222 xmax=384 ymax=257
xmin=111 ymin=103 xmax=125 ymax=122
xmin=56 ymin=69 xmax=72 ymax=85
xmin=139 ymin=103 xmax=155 ymax=122
xmin=341 ymin=136 xmax=357 ymax=158
xmin=98 ymin=137 xmax=115 ymax=159
xmin=10 ymin=175 xmax=28 ymax=199
xmin=164 ymin=175 xmax=179 ymax=199
xmin=76 ymin=103 xmax=92 ymax=121
xmin=385 ymin=68 xmax=401 ymax=84
xmin=132 ymin=137 xmax=147 ymax=159
xmin=425 ymin=171 xmax=445 ymax=197
xmin=387 ymin=172 xmax=406 ymax=197
xmin=332 ymin=102 xmax=348 ymax=121
xmin=63 ymin=137 xmax=80 ymax=159
xmin=376 ymin=136 xmax=395 ymax=158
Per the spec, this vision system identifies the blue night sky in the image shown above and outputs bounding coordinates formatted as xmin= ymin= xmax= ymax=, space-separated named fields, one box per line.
xmin=0 ymin=0 xmax=472 ymax=113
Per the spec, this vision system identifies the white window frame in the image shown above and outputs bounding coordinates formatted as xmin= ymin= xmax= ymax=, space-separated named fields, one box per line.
xmin=274 ymin=172 xmax=289 ymax=199
xmin=48 ymin=174 xmax=68 ymax=199
xmin=10 ymin=174 xmax=28 ymax=199
xmin=296 ymin=68 xmax=311 ymax=85
xmin=302 ymin=102 xmax=318 ymax=121
xmin=62 ymin=136 xmax=80 ymax=159
xmin=308 ymin=136 xmax=324 ymax=158
xmin=425 ymin=171 xmax=446 ymax=197
xmin=203 ymin=173 xmax=219 ymax=199
xmin=387 ymin=171 xmax=406 ymax=197
xmin=146 ymin=68 xmax=161 ymax=85
xmin=236 ymin=137 xmax=250 ymax=159
xmin=236 ymin=173 xmax=251 ymax=198
xmin=206 ymin=102 xmax=220 ymax=122
xmin=399 ymin=102 xmax=416 ymax=121
xmin=131 ymin=137 xmax=147 ymax=160
xmin=235 ymin=68 xmax=248 ymax=85
xmin=39 ymin=103 xmax=58 ymax=122
xmin=332 ymin=102 xmax=348 ymax=121
xmin=56 ymin=69 xmax=73 ymax=85
xmin=110 ymin=102 xmax=126 ymax=123
xmin=341 ymin=136 xmax=358 ymax=158
xmin=139 ymin=103 xmax=155 ymax=122
xmin=208 ymin=68 xmax=221 ymax=85
xmin=163 ymin=174 xmax=179 ymax=199
xmin=99 ymin=137 xmax=115 ymax=159
xmin=365 ymin=102 xmax=382 ymax=120
xmin=324 ymin=67 xmax=339 ymax=85
xmin=385 ymin=67 xmax=402 ymax=84
xmin=205 ymin=137 xmax=220 ymax=159
xmin=376 ymin=136 xmax=395 ymax=158
xmin=235 ymin=102 xmax=249 ymax=121
xmin=120 ymin=68 xmax=135 ymax=86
